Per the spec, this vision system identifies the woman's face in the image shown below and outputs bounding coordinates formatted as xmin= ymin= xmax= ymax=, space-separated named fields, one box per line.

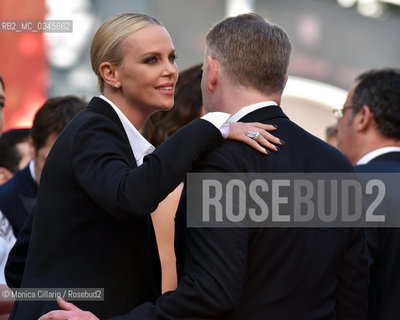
xmin=0 ymin=83 xmax=5 ymax=135
xmin=115 ymin=24 xmax=178 ymax=114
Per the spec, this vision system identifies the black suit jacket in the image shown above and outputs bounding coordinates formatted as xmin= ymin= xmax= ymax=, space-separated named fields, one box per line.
xmin=117 ymin=106 xmax=368 ymax=319
xmin=356 ymin=152 xmax=400 ymax=320
xmin=0 ymin=165 xmax=38 ymax=236
xmin=8 ymin=97 xmax=223 ymax=319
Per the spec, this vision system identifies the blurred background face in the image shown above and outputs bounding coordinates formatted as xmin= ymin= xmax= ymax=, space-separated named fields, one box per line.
xmin=15 ymin=140 xmax=35 ymax=169
xmin=335 ymin=84 xmax=358 ymax=164
xmin=115 ymin=25 xmax=178 ymax=115
xmin=34 ymin=132 xmax=58 ymax=184
xmin=0 ymin=84 xmax=5 ymax=135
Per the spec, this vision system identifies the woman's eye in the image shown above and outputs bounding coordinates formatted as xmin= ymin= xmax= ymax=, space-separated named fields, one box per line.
xmin=169 ymin=54 xmax=177 ymax=62
xmin=144 ymin=57 xmax=157 ymax=64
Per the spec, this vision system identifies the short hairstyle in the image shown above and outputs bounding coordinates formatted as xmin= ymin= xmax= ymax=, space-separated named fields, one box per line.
xmin=90 ymin=13 xmax=163 ymax=93
xmin=2 ymin=128 xmax=31 ymax=146
xmin=205 ymin=13 xmax=292 ymax=94
xmin=0 ymin=138 xmax=20 ymax=173
xmin=0 ymin=74 xmax=4 ymax=91
xmin=31 ymin=96 xmax=86 ymax=152
xmin=351 ymin=68 xmax=400 ymax=139
xmin=143 ymin=64 xmax=203 ymax=147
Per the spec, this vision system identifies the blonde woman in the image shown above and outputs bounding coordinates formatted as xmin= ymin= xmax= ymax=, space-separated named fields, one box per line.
xmin=11 ymin=13 xmax=280 ymax=319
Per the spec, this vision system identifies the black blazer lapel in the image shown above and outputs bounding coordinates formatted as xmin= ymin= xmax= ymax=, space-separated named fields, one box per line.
xmin=87 ymin=97 xmax=127 ymax=138
xmin=86 ymin=97 xmax=136 ymax=167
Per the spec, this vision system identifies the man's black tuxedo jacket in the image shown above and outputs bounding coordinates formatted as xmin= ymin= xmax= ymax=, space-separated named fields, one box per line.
xmin=0 ymin=165 xmax=38 ymax=236
xmin=8 ymin=97 xmax=223 ymax=319
xmin=356 ymin=152 xmax=400 ymax=320
xmin=120 ymin=106 xmax=368 ymax=320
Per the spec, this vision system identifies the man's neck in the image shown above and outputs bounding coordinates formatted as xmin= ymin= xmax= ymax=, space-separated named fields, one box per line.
xmin=212 ymin=85 xmax=281 ymax=115
xmin=354 ymin=134 xmax=400 ymax=164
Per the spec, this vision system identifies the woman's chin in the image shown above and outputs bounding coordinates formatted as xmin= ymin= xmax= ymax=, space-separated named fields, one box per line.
xmin=158 ymin=104 xmax=174 ymax=112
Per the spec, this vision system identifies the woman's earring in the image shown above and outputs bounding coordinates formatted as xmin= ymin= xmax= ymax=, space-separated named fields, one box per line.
xmin=115 ymin=83 xmax=120 ymax=88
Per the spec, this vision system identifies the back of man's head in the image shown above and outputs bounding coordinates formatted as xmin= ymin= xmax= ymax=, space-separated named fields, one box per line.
xmin=2 ymin=128 xmax=33 ymax=169
xmin=31 ymin=96 xmax=86 ymax=153
xmin=205 ymin=13 xmax=292 ymax=95
xmin=351 ymin=68 xmax=400 ymax=140
xmin=0 ymin=138 xmax=20 ymax=174
xmin=31 ymin=96 xmax=86 ymax=184
xmin=0 ymin=136 xmax=21 ymax=185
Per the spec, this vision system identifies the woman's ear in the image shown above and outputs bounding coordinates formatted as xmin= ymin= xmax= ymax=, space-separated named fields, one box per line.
xmin=99 ymin=62 xmax=120 ymax=89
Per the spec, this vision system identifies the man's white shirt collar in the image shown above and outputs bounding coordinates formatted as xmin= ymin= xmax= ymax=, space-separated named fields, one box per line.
xmin=99 ymin=95 xmax=155 ymax=166
xmin=29 ymin=160 xmax=36 ymax=183
xmin=356 ymin=146 xmax=400 ymax=165
xmin=228 ymin=101 xmax=277 ymax=123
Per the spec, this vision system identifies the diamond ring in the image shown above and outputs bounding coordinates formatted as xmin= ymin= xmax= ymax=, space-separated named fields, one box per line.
xmin=246 ymin=130 xmax=260 ymax=140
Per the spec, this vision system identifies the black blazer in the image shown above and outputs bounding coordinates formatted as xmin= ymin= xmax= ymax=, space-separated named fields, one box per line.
xmin=356 ymin=152 xmax=400 ymax=320
xmin=0 ymin=165 xmax=38 ymax=236
xmin=8 ymin=97 xmax=223 ymax=319
xmin=120 ymin=106 xmax=368 ymax=320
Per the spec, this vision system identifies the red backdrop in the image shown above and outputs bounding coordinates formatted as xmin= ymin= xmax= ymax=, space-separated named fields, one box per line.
xmin=0 ymin=0 xmax=48 ymax=131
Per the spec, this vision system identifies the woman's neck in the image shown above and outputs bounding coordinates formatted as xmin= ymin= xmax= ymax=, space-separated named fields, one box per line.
xmin=103 ymin=91 xmax=152 ymax=130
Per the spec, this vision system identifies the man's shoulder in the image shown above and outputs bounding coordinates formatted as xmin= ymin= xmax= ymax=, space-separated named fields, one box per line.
xmin=356 ymin=161 xmax=400 ymax=172
xmin=0 ymin=169 xmax=26 ymax=195
xmin=356 ymin=151 xmax=400 ymax=172
xmin=192 ymin=115 xmax=352 ymax=173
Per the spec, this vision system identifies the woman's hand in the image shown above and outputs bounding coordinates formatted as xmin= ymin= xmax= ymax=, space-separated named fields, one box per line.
xmin=227 ymin=122 xmax=283 ymax=155
xmin=38 ymin=298 xmax=98 ymax=320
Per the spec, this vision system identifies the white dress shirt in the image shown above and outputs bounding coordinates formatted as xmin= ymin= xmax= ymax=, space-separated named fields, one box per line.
xmin=228 ymin=101 xmax=278 ymax=123
xmin=29 ymin=159 xmax=36 ymax=183
xmin=100 ymin=95 xmax=155 ymax=166
xmin=99 ymin=95 xmax=230 ymax=165
xmin=0 ymin=209 xmax=16 ymax=284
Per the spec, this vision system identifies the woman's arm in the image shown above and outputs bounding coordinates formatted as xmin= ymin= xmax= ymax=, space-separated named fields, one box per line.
xmin=72 ymin=117 xmax=280 ymax=220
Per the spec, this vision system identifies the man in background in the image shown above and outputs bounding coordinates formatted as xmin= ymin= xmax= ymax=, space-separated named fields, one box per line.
xmin=1 ymin=129 xmax=34 ymax=171
xmin=2 ymin=96 xmax=86 ymax=299
xmin=335 ymin=68 xmax=400 ymax=320
xmin=0 ymin=73 xmax=17 ymax=320
xmin=0 ymin=75 xmax=5 ymax=136
xmin=0 ymin=129 xmax=33 ymax=185
xmin=325 ymin=124 xmax=337 ymax=147
xmin=0 ymin=96 xmax=86 ymax=237
xmin=0 ymin=138 xmax=20 ymax=186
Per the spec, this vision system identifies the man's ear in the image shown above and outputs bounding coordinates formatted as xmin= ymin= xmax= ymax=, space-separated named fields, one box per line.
xmin=99 ymin=62 xmax=120 ymax=88
xmin=356 ymin=105 xmax=373 ymax=132
xmin=282 ymin=75 xmax=288 ymax=90
xmin=206 ymin=56 xmax=218 ymax=92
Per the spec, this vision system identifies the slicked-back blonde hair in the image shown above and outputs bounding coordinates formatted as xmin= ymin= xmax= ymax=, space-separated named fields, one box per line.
xmin=90 ymin=13 xmax=163 ymax=93
xmin=206 ymin=13 xmax=292 ymax=95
